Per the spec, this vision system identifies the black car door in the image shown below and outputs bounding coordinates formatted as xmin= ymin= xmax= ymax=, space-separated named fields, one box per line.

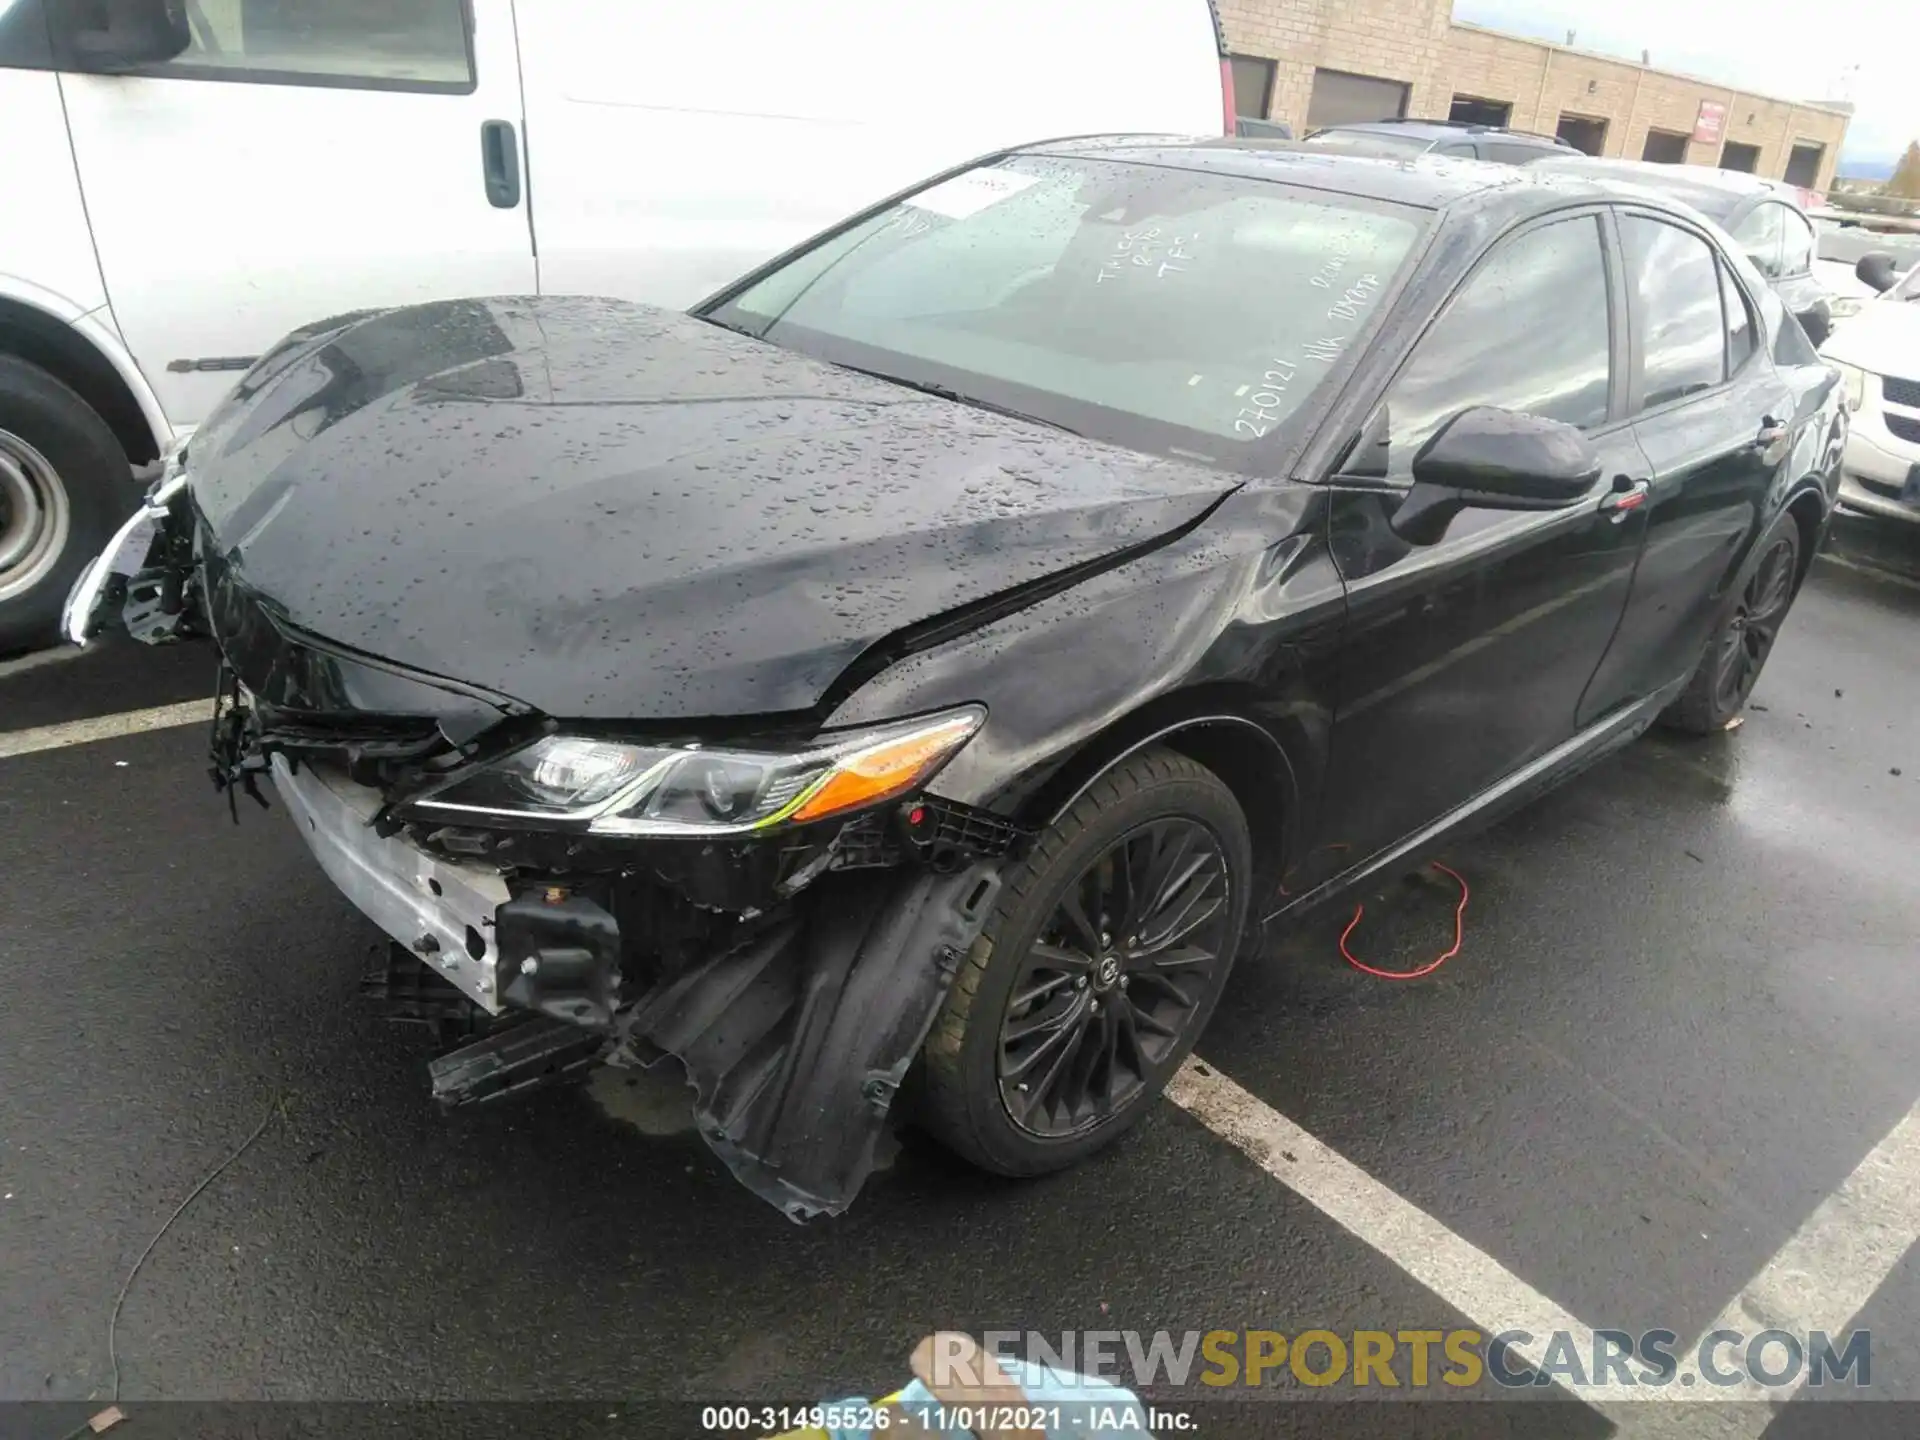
xmin=1308 ymin=209 xmax=1651 ymax=880
xmin=1577 ymin=209 xmax=1796 ymax=723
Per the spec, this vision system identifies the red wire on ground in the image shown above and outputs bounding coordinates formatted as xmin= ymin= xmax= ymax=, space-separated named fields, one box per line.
xmin=1338 ymin=861 xmax=1470 ymax=980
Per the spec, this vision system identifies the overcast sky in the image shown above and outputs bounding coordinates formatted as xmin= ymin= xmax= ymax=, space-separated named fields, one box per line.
xmin=1453 ymin=0 xmax=1919 ymax=165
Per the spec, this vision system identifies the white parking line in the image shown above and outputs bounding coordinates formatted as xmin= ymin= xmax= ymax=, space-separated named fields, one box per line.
xmin=0 ymin=699 xmax=214 ymax=759
xmin=1172 ymin=1057 xmax=1920 ymax=1426
xmin=1621 ymin=1099 xmax=1920 ymax=1434
xmin=0 ymin=645 xmax=87 ymax=682
xmin=1167 ymin=1057 xmax=1618 ymax=1393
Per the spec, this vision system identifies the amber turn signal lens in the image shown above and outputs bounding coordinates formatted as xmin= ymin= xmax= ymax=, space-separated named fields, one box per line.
xmin=788 ymin=713 xmax=980 ymax=824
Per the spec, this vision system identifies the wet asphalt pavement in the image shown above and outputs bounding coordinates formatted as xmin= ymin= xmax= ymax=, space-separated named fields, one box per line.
xmin=1 ymin=540 xmax=1917 ymax=1438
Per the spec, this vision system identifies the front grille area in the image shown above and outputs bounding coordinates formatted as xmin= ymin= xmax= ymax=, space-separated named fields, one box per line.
xmin=1884 ymin=412 xmax=1920 ymax=445
xmin=1882 ymin=374 xmax=1920 ymax=409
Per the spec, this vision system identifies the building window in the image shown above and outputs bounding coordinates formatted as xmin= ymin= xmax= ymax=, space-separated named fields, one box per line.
xmin=1230 ymin=55 xmax=1276 ymax=119
xmin=1305 ymin=69 xmax=1410 ymax=130
xmin=1641 ymin=129 xmax=1689 ymax=163
xmin=1555 ymin=114 xmax=1608 ymax=156
xmin=1721 ymin=141 xmax=1761 ymax=173
xmin=1450 ymin=95 xmax=1513 ymax=128
xmin=1784 ymin=142 xmax=1825 ymax=188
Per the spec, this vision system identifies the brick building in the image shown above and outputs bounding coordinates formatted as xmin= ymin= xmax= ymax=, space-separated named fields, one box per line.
xmin=1222 ymin=0 xmax=1850 ymax=192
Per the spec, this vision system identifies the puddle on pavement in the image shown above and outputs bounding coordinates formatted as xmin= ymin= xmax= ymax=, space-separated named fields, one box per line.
xmin=586 ymin=1063 xmax=697 ymax=1136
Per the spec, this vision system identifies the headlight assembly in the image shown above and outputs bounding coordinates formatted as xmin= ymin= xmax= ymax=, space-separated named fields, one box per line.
xmin=1829 ymin=361 xmax=1869 ymax=412
xmin=405 ymin=707 xmax=984 ymax=835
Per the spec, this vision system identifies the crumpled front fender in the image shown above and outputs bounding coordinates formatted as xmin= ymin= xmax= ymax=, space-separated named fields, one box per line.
xmin=616 ymin=861 xmax=1001 ymax=1222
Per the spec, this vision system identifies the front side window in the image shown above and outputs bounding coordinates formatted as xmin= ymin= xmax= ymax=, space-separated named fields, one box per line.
xmin=711 ymin=156 xmax=1426 ymax=471
xmin=1623 ymin=216 xmax=1727 ymax=411
xmin=65 ymin=0 xmax=474 ymax=89
xmin=1363 ymin=215 xmax=1613 ymax=478
xmin=1731 ymin=204 xmax=1786 ymax=279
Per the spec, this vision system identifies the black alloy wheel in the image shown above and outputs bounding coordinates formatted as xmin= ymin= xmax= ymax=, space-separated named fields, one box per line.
xmin=1709 ymin=534 xmax=1797 ymax=714
xmin=1662 ymin=512 xmax=1803 ymax=734
xmin=997 ymin=816 xmax=1232 ymax=1138
xmin=917 ymin=747 xmax=1252 ymax=1177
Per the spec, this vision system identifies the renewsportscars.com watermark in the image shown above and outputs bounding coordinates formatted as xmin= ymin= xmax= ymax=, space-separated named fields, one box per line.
xmin=941 ymin=1328 xmax=1873 ymax=1391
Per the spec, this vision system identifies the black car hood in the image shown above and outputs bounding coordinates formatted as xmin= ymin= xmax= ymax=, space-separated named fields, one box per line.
xmin=186 ymin=297 xmax=1239 ymax=720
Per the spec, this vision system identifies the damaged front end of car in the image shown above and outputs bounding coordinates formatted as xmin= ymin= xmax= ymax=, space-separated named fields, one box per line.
xmin=69 ymin=496 xmax=1028 ymax=1223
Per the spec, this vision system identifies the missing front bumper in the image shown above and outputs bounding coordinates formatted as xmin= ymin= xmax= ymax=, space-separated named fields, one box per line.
xmin=273 ymin=750 xmax=1005 ymax=1219
xmin=272 ymin=754 xmax=511 ymax=1013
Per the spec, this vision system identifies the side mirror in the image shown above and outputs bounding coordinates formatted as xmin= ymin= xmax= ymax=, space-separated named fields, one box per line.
xmin=1857 ymin=252 xmax=1899 ymax=295
xmin=51 ymin=0 xmax=191 ymax=71
xmin=1390 ymin=406 xmax=1601 ymax=546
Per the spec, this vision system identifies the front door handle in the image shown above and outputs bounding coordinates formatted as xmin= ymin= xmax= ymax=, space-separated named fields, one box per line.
xmin=1599 ymin=477 xmax=1650 ymax=518
xmin=1754 ymin=415 xmax=1790 ymax=449
xmin=480 ymin=119 xmax=521 ymax=209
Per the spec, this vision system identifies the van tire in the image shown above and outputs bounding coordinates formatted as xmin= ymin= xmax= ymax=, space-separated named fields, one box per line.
xmin=0 ymin=356 xmax=131 ymax=656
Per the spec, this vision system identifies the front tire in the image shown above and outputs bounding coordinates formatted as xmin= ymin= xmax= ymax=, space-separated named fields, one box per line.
xmin=0 ymin=357 xmax=132 ymax=656
xmin=918 ymin=747 xmax=1252 ymax=1177
xmin=1661 ymin=512 xmax=1802 ymax=735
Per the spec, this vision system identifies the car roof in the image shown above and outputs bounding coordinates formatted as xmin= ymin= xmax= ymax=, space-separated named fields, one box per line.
xmin=1017 ymin=134 xmax=1637 ymax=215
xmin=1524 ymin=156 xmax=1799 ymax=222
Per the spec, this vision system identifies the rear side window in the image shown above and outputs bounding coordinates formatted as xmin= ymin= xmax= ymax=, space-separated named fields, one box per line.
xmin=1730 ymin=204 xmax=1786 ymax=280
xmin=1779 ymin=208 xmax=1816 ymax=276
xmin=1369 ymin=214 xmax=1613 ymax=476
xmin=1622 ymin=216 xmax=1726 ymax=410
xmin=1721 ymin=262 xmax=1755 ymax=372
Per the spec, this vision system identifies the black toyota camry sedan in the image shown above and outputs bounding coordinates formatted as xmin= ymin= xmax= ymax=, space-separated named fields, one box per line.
xmin=68 ymin=139 xmax=1845 ymax=1221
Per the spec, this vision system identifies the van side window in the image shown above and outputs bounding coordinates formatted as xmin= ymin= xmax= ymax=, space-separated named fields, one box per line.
xmin=0 ymin=0 xmax=53 ymax=69
xmin=70 ymin=0 xmax=474 ymax=91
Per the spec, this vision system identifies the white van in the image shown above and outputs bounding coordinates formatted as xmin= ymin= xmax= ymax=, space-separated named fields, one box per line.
xmin=0 ymin=0 xmax=1232 ymax=652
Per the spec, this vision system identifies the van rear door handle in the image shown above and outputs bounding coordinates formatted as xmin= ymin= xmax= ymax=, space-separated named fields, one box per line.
xmin=480 ymin=120 xmax=521 ymax=209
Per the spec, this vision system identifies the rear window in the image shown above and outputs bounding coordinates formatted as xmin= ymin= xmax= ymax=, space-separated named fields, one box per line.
xmin=710 ymin=156 xmax=1425 ymax=470
xmin=1302 ymin=130 xmax=1436 ymax=156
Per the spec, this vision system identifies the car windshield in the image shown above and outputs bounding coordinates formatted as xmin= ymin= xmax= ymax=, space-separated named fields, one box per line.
xmin=1301 ymin=130 xmax=1437 ymax=156
xmin=706 ymin=155 xmax=1426 ymax=471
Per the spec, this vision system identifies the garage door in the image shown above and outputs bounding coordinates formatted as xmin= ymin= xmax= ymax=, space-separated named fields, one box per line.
xmin=1306 ymin=69 xmax=1410 ymax=129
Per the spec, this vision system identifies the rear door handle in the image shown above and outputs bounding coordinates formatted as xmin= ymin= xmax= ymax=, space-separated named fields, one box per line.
xmin=1599 ymin=477 xmax=1650 ymax=518
xmin=480 ymin=119 xmax=521 ymax=209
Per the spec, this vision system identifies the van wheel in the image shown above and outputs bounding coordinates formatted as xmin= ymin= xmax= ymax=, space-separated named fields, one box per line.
xmin=917 ymin=747 xmax=1251 ymax=1177
xmin=1660 ymin=513 xmax=1802 ymax=735
xmin=0 ymin=356 xmax=131 ymax=656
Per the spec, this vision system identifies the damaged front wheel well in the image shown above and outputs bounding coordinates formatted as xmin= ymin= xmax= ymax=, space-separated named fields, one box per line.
xmin=1016 ymin=707 xmax=1291 ymax=900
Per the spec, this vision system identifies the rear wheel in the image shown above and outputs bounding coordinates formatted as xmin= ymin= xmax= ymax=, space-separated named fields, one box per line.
xmin=0 ymin=356 xmax=131 ymax=656
xmin=918 ymin=747 xmax=1251 ymax=1176
xmin=1661 ymin=514 xmax=1802 ymax=735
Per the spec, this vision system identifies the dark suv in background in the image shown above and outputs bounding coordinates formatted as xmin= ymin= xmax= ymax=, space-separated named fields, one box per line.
xmin=1302 ymin=117 xmax=1576 ymax=164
